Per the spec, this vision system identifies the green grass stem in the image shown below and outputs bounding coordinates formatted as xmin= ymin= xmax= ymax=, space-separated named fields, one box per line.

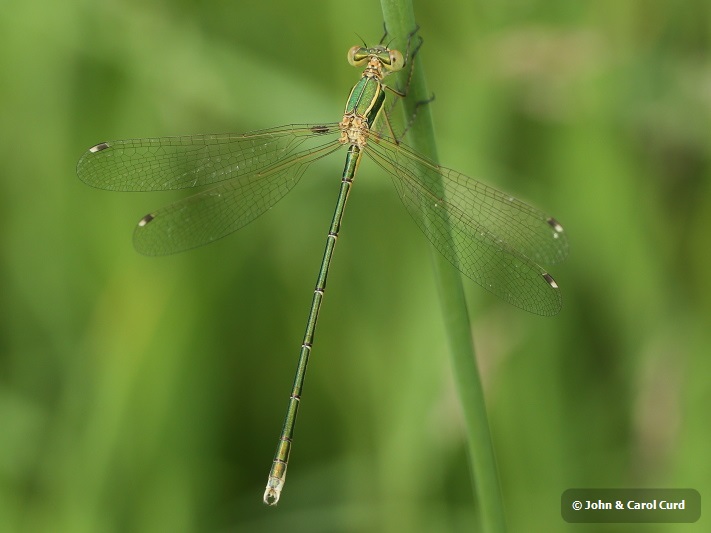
xmin=380 ymin=2 xmax=507 ymax=531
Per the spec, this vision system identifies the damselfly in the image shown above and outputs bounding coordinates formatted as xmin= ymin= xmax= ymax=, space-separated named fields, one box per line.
xmin=77 ymin=35 xmax=567 ymax=505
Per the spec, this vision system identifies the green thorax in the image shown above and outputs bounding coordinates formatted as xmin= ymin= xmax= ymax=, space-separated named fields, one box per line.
xmin=344 ymin=76 xmax=386 ymax=127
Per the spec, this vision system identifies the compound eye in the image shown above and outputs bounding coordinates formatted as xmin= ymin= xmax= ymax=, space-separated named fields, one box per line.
xmin=387 ymin=49 xmax=405 ymax=72
xmin=347 ymin=46 xmax=368 ymax=67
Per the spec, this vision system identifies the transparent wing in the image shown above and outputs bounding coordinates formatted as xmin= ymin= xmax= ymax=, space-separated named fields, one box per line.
xmin=132 ymin=138 xmax=343 ymax=255
xmin=76 ymin=124 xmax=341 ymax=191
xmin=365 ymin=133 xmax=567 ymax=316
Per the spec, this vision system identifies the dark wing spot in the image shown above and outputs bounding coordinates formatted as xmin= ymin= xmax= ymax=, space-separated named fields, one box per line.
xmin=138 ymin=213 xmax=155 ymax=227
xmin=89 ymin=142 xmax=110 ymax=153
xmin=311 ymin=125 xmax=330 ymax=135
xmin=542 ymin=272 xmax=559 ymax=289
xmin=546 ymin=217 xmax=564 ymax=233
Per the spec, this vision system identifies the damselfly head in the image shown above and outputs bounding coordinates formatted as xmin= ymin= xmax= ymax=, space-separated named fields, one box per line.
xmin=347 ymin=45 xmax=404 ymax=74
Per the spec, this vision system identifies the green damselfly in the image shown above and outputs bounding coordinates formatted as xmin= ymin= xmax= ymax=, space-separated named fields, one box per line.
xmin=77 ymin=36 xmax=567 ymax=505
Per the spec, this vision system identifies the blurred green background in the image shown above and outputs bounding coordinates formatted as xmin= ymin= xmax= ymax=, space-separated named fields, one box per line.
xmin=1 ymin=0 xmax=709 ymax=531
